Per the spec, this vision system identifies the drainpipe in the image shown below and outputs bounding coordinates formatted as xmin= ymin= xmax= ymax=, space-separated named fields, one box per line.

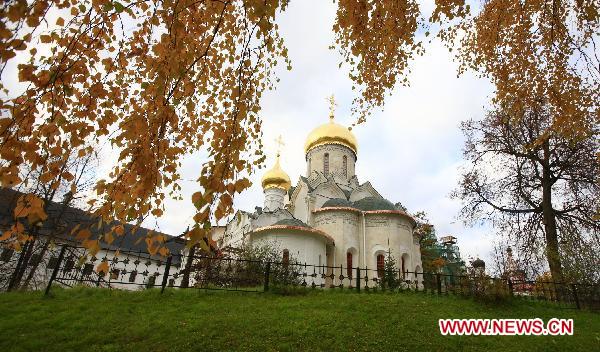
xmin=362 ymin=212 xmax=366 ymax=268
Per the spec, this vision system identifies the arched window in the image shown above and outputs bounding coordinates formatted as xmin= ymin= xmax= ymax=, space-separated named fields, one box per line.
xmin=323 ymin=153 xmax=329 ymax=176
xmin=346 ymin=252 xmax=353 ymax=278
xmin=308 ymin=158 xmax=311 ymax=173
xmin=282 ymin=249 xmax=289 ymax=267
xmin=342 ymin=155 xmax=347 ymax=177
xmin=377 ymin=254 xmax=385 ymax=278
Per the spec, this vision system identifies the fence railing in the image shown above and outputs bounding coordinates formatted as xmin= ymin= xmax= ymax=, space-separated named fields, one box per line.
xmin=2 ymin=243 xmax=598 ymax=311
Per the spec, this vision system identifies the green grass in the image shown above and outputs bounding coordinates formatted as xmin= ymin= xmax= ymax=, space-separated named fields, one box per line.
xmin=0 ymin=287 xmax=598 ymax=351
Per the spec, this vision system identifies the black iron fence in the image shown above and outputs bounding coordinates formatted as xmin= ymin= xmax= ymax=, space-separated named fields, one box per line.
xmin=2 ymin=242 xmax=598 ymax=310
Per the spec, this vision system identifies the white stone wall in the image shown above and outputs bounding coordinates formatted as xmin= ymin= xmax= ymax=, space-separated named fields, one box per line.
xmin=313 ymin=209 xmax=361 ymax=286
xmin=290 ymin=183 xmax=311 ymax=224
xmin=221 ymin=211 xmax=253 ymax=248
xmin=251 ymin=229 xmax=328 ymax=286
xmin=364 ymin=214 xmax=420 ymax=281
xmin=311 ymin=181 xmax=348 ymax=210
xmin=0 ymin=242 xmax=182 ymax=291
xmin=312 ymin=210 xmax=422 ymax=287
xmin=264 ymin=188 xmax=286 ymax=211
xmin=306 ymin=144 xmax=356 ymax=181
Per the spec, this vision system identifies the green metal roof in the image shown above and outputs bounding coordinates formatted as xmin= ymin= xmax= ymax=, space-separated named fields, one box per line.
xmin=352 ymin=197 xmax=397 ymax=211
xmin=322 ymin=198 xmax=355 ymax=208
xmin=273 ymin=218 xmax=310 ymax=228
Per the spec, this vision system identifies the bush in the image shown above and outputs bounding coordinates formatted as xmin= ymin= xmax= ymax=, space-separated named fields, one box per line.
xmin=191 ymin=241 xmax=302 ymax=289
xmin=470 ymin=275 xmax=511 ymax=304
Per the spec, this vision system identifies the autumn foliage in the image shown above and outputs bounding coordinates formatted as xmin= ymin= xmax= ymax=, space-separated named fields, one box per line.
xmin=1 ymin=1 xmax=598 ymax=259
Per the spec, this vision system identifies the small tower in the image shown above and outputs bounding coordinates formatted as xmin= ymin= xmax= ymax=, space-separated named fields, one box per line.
xmin=261 ymin=136 xmax=291 ymax=211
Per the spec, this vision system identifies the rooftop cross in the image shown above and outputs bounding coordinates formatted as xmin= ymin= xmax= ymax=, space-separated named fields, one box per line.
xmin=326 ymin=94 xmax=337 ymax=120
xmin=274 ymin=135 xmax=285 ymax=158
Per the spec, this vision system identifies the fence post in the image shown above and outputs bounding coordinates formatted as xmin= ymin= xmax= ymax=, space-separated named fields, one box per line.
xmin=571 ymin=284 xmax=580 ymax=310
xmin=44 ymin=245 xmax=68 ymax=296
xmin=263 ymin=262 xmax=271 ymax=292
xmin=436 ymin=273 xmax=442 ymax=295
xmin=508 ymin=278 xmax=514 ymax=296
xmin=160 ymin=256 xmax=173 ymax=294
xmin=356 ymin=267 xmax=360 ymax=293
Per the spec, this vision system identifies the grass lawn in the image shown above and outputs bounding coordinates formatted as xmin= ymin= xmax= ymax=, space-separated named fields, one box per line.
xmin=0 ymin=287 xmax=598 ymax=351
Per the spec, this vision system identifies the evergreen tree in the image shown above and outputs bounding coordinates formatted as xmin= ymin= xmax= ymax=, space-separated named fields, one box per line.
xmin=380 ymin=249 xmax=400 ymax=290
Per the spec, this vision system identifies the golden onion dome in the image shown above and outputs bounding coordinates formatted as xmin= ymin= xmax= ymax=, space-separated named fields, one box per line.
xmin=261 ymin=155 xmax=291 ymax=191
xmin=304 ymin=116 xmax=358 ymax=155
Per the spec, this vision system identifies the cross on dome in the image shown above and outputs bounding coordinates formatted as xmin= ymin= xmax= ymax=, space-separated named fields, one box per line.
xmin=274 ymin=135 xmax=285 ymax=158
xmin=326 ymin=94 xmax=337 ymax=120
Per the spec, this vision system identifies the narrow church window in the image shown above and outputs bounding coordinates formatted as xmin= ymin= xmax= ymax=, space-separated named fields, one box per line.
xmin=318 ymin=254 xmax=322 ymax=274
xmin=343 ymin=155 xmax=347 ymax=177
xmin=377 ymin=254 xmax=385 ymax=278
xmin=346 ymin=252 xmax=353 ymax=278
xmin=282 ymin=249 xmax=289 ymax=267
xmin=324 ymin=153 xmax=329 ymax=176
xmin=401 ymin=256 xmax=406 ymax=279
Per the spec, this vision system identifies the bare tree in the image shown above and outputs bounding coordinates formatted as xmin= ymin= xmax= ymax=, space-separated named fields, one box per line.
xmin=453 ymin=103 xmax=599 ymax=282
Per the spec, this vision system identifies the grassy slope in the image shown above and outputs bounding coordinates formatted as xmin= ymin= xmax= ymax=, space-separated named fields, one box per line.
xmin=0 ymin=288 xmax=598 ymax=352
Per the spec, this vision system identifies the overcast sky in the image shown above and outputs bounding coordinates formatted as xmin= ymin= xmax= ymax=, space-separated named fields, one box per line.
xmin=2 ymin=1 xmax=497 ymax=264
xmin=144 ymin=0 xmax=496 ymax=263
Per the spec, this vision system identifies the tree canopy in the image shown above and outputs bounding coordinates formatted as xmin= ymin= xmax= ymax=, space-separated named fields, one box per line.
xmin=1 ymin=0 xmax=598 ymax=258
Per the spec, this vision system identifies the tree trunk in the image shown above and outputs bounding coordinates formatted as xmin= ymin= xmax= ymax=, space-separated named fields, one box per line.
xmin=10 ymin=235 xmax=37 ymax=290
xmin=180 ymin=244 xmax=196 ymax=288
xmin=541 ymin=140 xmax=563 ymax=282
xmin=22 ymin=237 xmax=51 ymax=290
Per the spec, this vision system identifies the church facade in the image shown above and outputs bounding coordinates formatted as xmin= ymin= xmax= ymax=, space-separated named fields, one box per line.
xmin=219 ymin=110 xmax=422 ymax=285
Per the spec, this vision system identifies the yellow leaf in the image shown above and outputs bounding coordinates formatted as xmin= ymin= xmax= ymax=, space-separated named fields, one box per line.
xmin=83 ymin=239 xmax=100 ymax=256
xmin=104 ymin=231 xmax=114 ymax=244
xmin=158 ymin=247 xmax=170 ymax=257
xmin=192 ymin=191 xmax=202 ymax=205
xmin=0 ymin=229 xmax=13 ymax=241
xmin=76 ymin=228 xmax=92 ymax=241
xmin=96 ymin=261 xmax=109 ymax=276
xmin=114 ymin=224 xmax=124 ymax=236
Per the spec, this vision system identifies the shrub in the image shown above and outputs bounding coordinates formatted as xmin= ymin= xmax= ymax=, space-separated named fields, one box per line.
xmin=379 ymin=250 xmax=401 ymax=290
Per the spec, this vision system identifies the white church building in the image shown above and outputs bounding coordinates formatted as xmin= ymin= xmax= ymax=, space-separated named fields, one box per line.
xmin=219 ymin=107 xmax=422 ymax=285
